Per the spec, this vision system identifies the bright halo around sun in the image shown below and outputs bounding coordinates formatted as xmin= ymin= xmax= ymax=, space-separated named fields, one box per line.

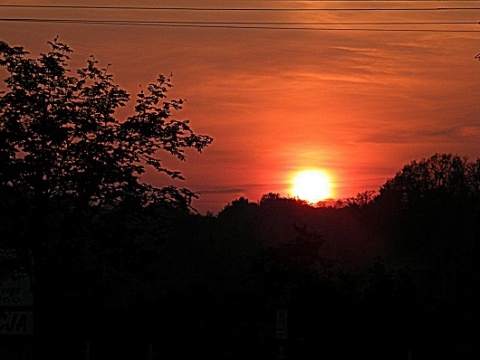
xmin=291 ymin=169 xmax=332 ymax=204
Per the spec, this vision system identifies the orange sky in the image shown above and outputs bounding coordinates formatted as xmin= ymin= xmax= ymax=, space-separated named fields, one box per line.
xmin=2 ymin=1 xmax=480 ymax=214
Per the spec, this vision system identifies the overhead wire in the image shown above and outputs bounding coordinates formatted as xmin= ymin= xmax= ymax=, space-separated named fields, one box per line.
xmin=0 ymin=18 xmax=478 ymax=32
xmin=1 ymin=3 xmax=480 ymax=32
xmin=1 ymin=4 xmax=480 ymax=11
xmin=0 ymin=2 xmax=473 ymax=201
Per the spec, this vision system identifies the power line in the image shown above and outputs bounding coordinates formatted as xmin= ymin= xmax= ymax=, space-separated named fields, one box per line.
xmin=0 ymin=18 xmax=475 ymax=26
xmin=1 ymin=18 xmax=479 ymax=32
xmin=0 ymin=18 xmax=480 ymax=33
xmin=2 ymin=4 xmax=480 ymax=11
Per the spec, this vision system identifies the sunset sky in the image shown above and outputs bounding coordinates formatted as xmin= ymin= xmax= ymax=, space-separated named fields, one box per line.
xmin=2 ymin=1 xmax=480 ymax=214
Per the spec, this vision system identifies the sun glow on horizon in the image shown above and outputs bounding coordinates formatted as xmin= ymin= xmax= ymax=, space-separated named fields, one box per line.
xmin=290 ymin=169 xmax=332 ymax=204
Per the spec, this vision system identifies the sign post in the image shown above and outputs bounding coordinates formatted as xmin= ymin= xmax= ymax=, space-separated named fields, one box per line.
xmin=276 ymin=310 xmax=288 ymax=359
xmin=0 ymin=275 xmax=34 ymax=360
xmin=276 ymin=309 xmax=288 ymax=340
xmin=0 ymin=275 xmax=34 ymax=335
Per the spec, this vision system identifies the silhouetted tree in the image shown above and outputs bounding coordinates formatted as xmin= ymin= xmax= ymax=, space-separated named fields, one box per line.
xmin=375 ymin=153 xmax=480 ymax=258
xmin=0 ymin=37 xmax=212 ymax=352
xmin=379 ymin=153 xmax=480 ymax=206
xmin=368 ymin=153 xmax=480 ymax=351
xmin=0 ymin=38 xmax=212 ymax=212
xmin=335 ymin=190 xmax=377 ymax=209
xmin=275 ymin=223 xmax=330 ymax=276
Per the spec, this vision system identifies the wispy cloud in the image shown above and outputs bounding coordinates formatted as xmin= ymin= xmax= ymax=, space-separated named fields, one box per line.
xmin=2 ymin=1 xmax=480 ymax=213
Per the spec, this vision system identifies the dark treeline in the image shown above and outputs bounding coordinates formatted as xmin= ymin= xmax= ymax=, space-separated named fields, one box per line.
xmin=2 ymin=153 xmax=480 ymax=359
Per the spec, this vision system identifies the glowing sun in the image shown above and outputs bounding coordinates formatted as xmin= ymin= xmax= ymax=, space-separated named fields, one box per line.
xmin=291 ymin=169 xmax=332 ymax=203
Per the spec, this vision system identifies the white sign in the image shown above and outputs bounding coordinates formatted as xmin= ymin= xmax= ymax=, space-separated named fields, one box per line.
xmin=0 ymin=311 xmax=33 ymax=335
xmin=0 ymin=276 xmax=33 ymax=307
xmin=276 ymin=310 xmax=288 ymax=340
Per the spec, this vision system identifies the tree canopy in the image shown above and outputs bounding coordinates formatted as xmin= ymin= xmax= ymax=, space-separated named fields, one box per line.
xmin=378 ymin=153 xmax=480 ymax=206
xmin=0 ymin=37 xmax=213 ymax=212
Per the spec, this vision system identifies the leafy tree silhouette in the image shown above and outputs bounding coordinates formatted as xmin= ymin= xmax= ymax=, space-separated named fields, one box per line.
xmin=0 ymin=37 xmax=212 ymax=211
xmin=375 ymin=153 xmax=480 ymax=262
xmin=0 ymin=37 xmax=212 ymax=352
xmin=379 ymin=153 xmax=478 ymax=206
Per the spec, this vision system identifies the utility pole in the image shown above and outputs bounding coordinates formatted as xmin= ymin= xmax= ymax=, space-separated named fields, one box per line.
xmin=276 ymin=309 xmax=288 ymax=359
xmin=147 ymin=343 xmax=156 ymax=360
xmin=84 ymin=342 xmax=90 ymax=360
